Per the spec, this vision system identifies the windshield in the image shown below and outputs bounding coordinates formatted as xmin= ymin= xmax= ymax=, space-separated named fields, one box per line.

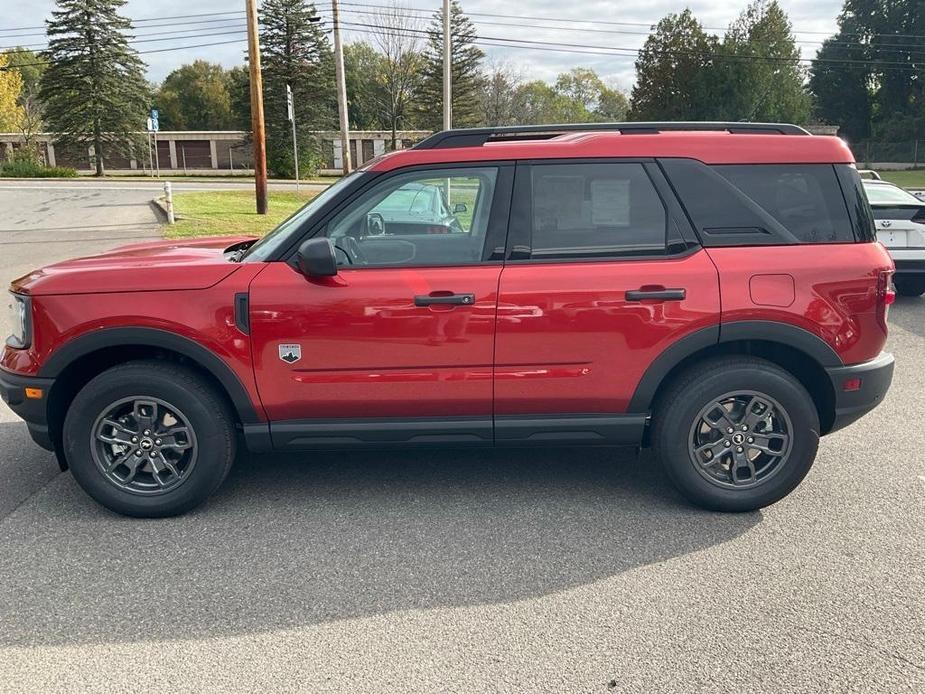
xmin=864 ymin=182 xmax=922 ymax=206
xmin=244 ymin=171 xmax=364 ymax=261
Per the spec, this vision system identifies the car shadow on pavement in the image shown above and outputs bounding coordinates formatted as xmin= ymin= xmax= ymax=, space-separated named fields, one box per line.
xmin=889 ymin=296 xmax=925 ymax=338
xmin=0 ymin=434 xmax=760 ymax=647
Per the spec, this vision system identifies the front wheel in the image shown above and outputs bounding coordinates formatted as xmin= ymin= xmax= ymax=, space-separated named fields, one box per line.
xmin=63 ymin=361 xmax=236 ymax=517
xmin=652 ymin=357 xmax=820 ymax=512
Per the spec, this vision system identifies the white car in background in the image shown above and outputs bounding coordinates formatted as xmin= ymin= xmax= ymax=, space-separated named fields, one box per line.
xmin=863 ymin=179 xmax=925 ymax=297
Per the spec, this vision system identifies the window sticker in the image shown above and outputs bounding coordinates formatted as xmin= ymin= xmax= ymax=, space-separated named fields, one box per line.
xmin=590 ymin=178 xmax=630 ymax=227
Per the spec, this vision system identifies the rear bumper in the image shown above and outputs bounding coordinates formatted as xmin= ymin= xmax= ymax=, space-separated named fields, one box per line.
xmin=0 ymin=367 xmax=55 ymax=450
xmin=825 ymin=352 xmax=894 ymax=434
xmin=893 ymin=257 xmax=925 ymax=276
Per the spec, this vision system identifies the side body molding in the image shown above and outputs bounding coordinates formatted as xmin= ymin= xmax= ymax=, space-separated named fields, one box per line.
xmin=627 ymin=320 xmax=844 ymax=413
xmin=39 ymin=327 xmax=263 ymax=424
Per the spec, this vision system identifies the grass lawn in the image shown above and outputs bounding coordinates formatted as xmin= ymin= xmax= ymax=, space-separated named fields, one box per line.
xmin=164 ymin=190 xmax=319 ymax=238
xmin=876 ymin=170 xmax=925 ymax=189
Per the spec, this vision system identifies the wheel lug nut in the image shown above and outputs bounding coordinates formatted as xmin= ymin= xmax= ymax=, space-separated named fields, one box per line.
xmin=149 ymin=452 xmax=156 ymax=458
xmin=747 ymin=437 xmax=754 ymax=443
xmin=741 ymin=425 xmax=748 ymax=431
xmin=131 ymin=436 xmax=138 ymax=443
xmin=144 ymin=430 xmax=151 ymax=436
xmin=736 ymin=446 xmax=743 ymax=452
xmin=724 ymin=440 xmax=730 ymax=447
xmin=135 ymin=450 xmax=142 ymax=456
xmin=155 ymin=439 xmax=161 ymax=445
xmin=726 ymin=427 xmax=733 ymax=434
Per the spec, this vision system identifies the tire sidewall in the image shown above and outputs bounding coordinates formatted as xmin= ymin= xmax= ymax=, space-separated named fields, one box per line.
xmin=64 ymin=366 xmax=234 ymax=517
xmin=656 ymin=364 xmax=820 ymax=512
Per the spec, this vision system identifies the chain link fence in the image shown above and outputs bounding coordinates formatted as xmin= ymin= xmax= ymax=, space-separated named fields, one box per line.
xmin=853 ymin=141 xmax=922 ymax=167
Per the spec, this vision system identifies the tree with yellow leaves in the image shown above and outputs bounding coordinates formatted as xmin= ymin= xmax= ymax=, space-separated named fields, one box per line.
xmin=0 ymin=53 xmax=26 ymax=132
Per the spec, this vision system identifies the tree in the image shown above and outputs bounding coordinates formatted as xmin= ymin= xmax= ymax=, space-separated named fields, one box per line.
xmin=4 ymin=49 xmax=47 ymax=156
xmin=511 ymin=80 xmax=587 ymax=124
xmin=156 ymin=61 xmax=234 ymax=130
xmin=718 ymin=0 xmax=810 ymax=123
xmin=555 ymin=68 xmax=629 ymax=121
xmin=479 ymin=61 xmax=519 ymax=126
xmin=0 ymin=53 xmax=25 ymax=132
xmin=368 ymin=3 xmax=424 ymax=147
xmin=810 ymin=0 xmax=924 ymax=143
xmin=629 ymin=10 xmax=719 ymax=120
xmin=416 ymin=0 xmax=484 ymax=130
xmin=808 ymin=28 xmax=871 ymax=140
xmin=344 ymin=41 xmax=384 ymax=130
xmin=227 ymin=65 xmax=252 ymax=131
xmin=260 ymin=0 xmax=336 ymax=177
xmin=39 ymin=0 xmax=149 ymax=176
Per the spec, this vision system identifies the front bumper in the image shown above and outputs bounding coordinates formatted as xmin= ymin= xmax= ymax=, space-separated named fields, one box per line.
xmin=0 ymin=367 xmax=55 ymax=450
xmin=825 ymin=352 xmax=894 ymax=434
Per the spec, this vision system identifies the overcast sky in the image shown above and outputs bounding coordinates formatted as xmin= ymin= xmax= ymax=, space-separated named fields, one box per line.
xmin=1 ymin=0 xmax=843 ymax=90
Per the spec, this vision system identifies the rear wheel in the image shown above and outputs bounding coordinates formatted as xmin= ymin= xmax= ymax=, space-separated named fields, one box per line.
xmin=894 ymin=277 xmax=925 ymax=297
xmin=652 ymin=357 xmax=820 ymax=512
xmin=63 ymin=361 xmax=236 ymax=517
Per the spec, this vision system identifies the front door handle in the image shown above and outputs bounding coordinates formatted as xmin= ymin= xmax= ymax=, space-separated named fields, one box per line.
xmin=414 ymin=292 xmax=475 ymax=307
xmin=625 ymin=288 xmax=687 ymax=302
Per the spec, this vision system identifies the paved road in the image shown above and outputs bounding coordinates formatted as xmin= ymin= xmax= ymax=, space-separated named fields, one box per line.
xmin=0 ymin=183 xmax=922 ymax=693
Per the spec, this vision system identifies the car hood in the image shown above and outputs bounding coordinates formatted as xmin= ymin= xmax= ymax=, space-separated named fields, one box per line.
xmin=11 ymin=236 xmax=258 ymax=296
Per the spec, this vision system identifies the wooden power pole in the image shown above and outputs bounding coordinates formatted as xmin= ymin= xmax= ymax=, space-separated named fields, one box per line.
xmin=332 ymin=0 xmax=352 ymax=174
xmin=245 ymin=0 xmax=268 ymax=214
xmin=442 ymin=0 xmax=451 ymax=131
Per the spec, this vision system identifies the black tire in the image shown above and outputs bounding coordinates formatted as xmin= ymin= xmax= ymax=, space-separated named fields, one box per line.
xmin=63 ymin=360 xmax=236 ymax=517
xmin=652 ymin=356 xmax=819 ymax=512
xmin=894 ymin=277 xmax=925 ymax=297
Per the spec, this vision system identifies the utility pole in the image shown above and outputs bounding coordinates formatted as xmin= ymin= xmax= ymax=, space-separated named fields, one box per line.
xmin=442 ymin=0 xmax=451 ymax=131
xmin=287 ymin=83 xmax=300 ymax=193
xmin=331 ymin=0 xmax=352 ymax=174
xmin=245 ymin=0 xmax=268 ymax=214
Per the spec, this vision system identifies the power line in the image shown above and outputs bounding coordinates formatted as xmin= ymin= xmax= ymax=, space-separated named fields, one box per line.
xmin=0 ymin=11 xmax=245 ymax=34
xmin=335 ymin=19 xmax=924 ymax=71
xmin=0 ymin=16 xmax=251 ymax=40
xmin=0 ymin=38 xmax=247 ymax=69
xmin=338 ymin=5 xmax=925 ymax=55
xmin=1 ymin=27 xmax=248 ymax=53
xmin=338 ymin=1 xmax=925 ymax=42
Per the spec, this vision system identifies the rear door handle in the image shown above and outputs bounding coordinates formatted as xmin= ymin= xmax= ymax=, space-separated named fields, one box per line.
xmin=414 ymin=292 xmax=476 ymax=307
xmin=625 ymin=288 xmax=687 ymax=302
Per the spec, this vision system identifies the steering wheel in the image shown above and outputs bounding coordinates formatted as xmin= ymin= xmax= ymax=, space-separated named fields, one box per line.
xmin=340 ymin=235 xmax=368 ymax=265
xmin=366 ymin=212 xmax=386 ymax=236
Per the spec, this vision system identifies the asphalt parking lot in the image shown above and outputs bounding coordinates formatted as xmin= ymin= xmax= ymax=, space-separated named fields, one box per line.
xmin=0 ymin=180 xmax=922 ymax=693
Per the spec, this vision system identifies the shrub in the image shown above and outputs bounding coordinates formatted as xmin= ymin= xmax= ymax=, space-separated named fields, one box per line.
xmin=0 ymin=155 xmax=78 ymax=178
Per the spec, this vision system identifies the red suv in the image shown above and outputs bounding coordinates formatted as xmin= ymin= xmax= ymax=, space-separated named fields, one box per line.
xmin=1 ymin=122 xmax=895 ymax=517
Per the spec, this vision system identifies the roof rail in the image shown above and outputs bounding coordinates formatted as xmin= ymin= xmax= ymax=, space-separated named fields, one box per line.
xmin=413 ymin=122 xmax=811 ymax=150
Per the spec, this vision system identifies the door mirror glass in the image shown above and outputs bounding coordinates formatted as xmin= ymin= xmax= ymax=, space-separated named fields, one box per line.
xmin=297 ymin=237 xmax=338 ymax=277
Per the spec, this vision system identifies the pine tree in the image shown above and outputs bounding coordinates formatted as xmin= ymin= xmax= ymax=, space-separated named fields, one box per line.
xmin=629 ymin=10 xmax=719 ymax=120
xmin=39 ymin=0 xmax=149 ymax=176
xmin=718 ymin=0 xmax=810 ymax=123
xmin=260 ymin=0 xmax=336 ymax=178
xmin=416 ymin=0 xmax=484 ymax=131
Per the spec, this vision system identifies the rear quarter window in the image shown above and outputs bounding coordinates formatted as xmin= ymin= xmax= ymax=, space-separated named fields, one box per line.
xmin=661 ymin=160 xmax=858 ymax=245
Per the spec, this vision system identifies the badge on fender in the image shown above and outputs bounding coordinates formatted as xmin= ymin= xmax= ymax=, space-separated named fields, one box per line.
xmin=279 ymin=344 xmax=302 ymax=364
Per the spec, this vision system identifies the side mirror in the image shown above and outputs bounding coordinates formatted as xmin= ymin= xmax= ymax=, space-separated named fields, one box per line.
xmin=297 ymin=237 xmax=338 ymax=277
xmin=453 ymin=202 xmax=468 ymax=214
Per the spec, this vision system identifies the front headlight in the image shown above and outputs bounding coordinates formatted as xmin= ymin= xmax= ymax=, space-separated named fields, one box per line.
xmin=6 ymin=293 xmax=31 ymax=349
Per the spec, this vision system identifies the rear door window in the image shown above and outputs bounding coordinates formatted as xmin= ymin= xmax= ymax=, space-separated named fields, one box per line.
xmin=526 ymin=162 xmax=667 ymax=259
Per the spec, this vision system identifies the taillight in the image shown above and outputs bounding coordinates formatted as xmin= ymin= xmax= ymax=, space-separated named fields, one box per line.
xmin=876 ymin=269 xmax=895 ymax=331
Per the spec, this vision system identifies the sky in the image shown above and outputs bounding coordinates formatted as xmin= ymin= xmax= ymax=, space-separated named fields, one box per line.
xmin=0 ymin=0 xmax=844 ymax=91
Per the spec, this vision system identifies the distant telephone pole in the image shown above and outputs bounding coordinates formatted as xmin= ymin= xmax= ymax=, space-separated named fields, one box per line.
xmin=442 ymin=0 xmax=451 ymax=130
xmin=245 ymin=0 xmax=268 ymax=214
xmin=332 ymin=0 xmax=352 ymax=174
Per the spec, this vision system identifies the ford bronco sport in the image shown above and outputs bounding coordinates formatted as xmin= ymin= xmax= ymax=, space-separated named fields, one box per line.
xmin=1 ymin=122 xmax=895 ymax=517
